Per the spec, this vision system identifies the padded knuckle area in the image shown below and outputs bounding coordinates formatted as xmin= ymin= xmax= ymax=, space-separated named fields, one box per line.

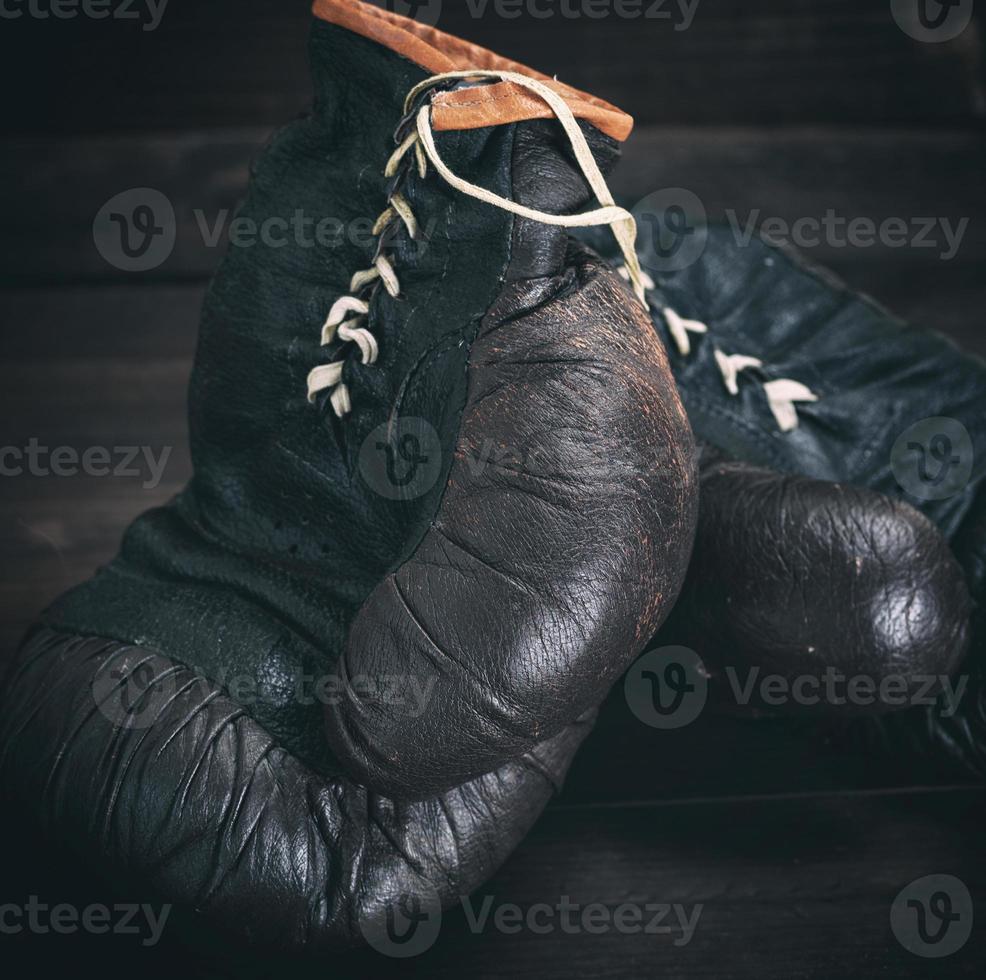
xmin=325 ymin=254 xmax=697 ymax=797
xmin=671 ymin=463 xmax=971 ymax=716
xmin=0 ymin=628 xmax=582 ymax=951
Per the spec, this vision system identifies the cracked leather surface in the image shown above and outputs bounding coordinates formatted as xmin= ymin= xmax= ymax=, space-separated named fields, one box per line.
xmin=327 ymin=239 xmax=697 ymax=797
xmin=0 ymin=14 xmax=696 ymax=950
xmin=0 ymin=629 xmax=593 ymax=951
xmin=657 ymin=447 xmax=971 ymax=717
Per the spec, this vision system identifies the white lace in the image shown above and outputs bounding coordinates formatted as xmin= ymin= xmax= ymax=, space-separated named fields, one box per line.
xmin=618 ymin=264 xmax=820 ymax=433
xmin=307 ymin=70 xmax=647 ymax=417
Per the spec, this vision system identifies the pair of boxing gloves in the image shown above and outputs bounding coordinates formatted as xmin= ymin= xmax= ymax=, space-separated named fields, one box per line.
xmin=1 ymin=0 xmax=982 ymax=953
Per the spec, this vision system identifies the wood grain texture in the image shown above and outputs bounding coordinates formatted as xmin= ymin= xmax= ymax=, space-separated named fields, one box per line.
xmin=4 ymin=787 xmax=983 ymax=977
xmin=0 ymin=0 xmax=983 ymax=132
xmin=383 ymin=786 xmax=986 ymax=980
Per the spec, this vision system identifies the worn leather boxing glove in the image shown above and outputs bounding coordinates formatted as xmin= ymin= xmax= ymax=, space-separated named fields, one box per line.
xmin=588 ymin=221 xmax=984 ymax=759
xmin=0 ymin=0 xmax=697 ymax=950
xmin=659 ymin=445 xmax=971 ymax=717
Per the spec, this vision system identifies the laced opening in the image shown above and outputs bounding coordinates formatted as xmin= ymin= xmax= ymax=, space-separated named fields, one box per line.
xmin=306 ymin=69 xmax=647 ymax=418
xmin=618 ymin=264 xmax=820 ymax=433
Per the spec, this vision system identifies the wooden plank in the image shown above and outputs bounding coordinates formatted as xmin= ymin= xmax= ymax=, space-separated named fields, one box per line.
xmin=0 ymin=296 xmax=193 ymax=649
xmin=401 ymin=787 xmax=986 ymax=979
xmin=4 ymin=127 xmax=984 ymax=284
xmin=0 ymin=283 xmax=204 ymax=359
xmin=4 ymin=787 xmax=984 ymax=976
xmin=0 ymin=0 xmax=983 ymax=133
xmin=0 ymin=471 xmax=188 ymax=654
xmin=621 ymin=128 xmax=986 ymax=266
xmin=0 ymin=133 xmax=259 ymax=284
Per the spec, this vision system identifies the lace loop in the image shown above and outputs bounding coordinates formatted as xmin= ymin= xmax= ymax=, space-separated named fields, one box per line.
xmin=662 ymin=307 xmax=708 ymax=357
xmin=306 ymin=362 xmax=345 ymax=404
xmin=620 ymin=270 xmax=821 ymax=433
xmin=337 ymin=323 xmax=379 ymax=365
xmin=306 ymin=69 xmax=646 ymax=417
xmin=320 ymin=296 xmax=369 ymax=346
xmin=714 ymin=350 xmax=763 ymax=396
xmin=762 ymin=379 xmax=819 ymax=433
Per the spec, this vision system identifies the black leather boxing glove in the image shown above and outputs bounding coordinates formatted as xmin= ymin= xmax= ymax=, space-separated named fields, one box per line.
xmin=1 ymin=630 xmax=596 ymax=951
xmin=658 ymin=446 xmax=971 ymax=717
xmin=586 ymin=219 xmax=984 ymax=764
xmin=0 ymin=1 xmax=697 ymax=950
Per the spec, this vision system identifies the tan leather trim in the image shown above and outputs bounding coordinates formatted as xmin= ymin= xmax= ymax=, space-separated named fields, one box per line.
xmin=429 ymin=80 xmax=633 ymax=142
xmin=311 ymin=0 xmax=633 ymax=142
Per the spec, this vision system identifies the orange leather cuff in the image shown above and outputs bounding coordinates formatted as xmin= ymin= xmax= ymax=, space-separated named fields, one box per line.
xmin=312 ymin=0 xmax=634 ymax=142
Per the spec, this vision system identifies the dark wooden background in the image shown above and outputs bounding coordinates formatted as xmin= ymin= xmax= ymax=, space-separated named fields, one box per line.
xmin=1 ymin=1 xmax=984 ymax=976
